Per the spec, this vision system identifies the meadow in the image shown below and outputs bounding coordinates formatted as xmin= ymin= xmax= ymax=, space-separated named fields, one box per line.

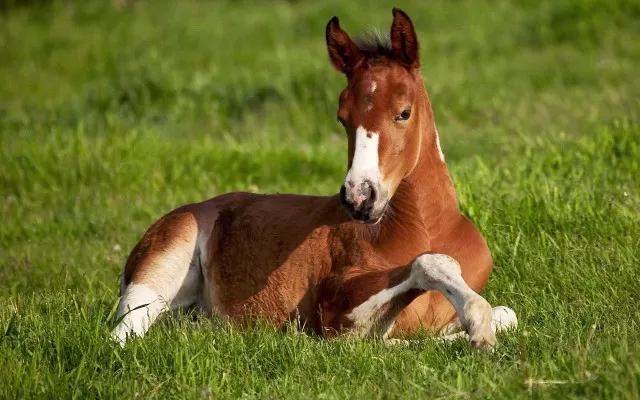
xmin=1 ymin=0 xmax=639 ymax=398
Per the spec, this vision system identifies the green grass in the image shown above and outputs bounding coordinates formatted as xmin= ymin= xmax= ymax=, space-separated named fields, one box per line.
xmin=1 ymin=0 xmax=639 ymax=398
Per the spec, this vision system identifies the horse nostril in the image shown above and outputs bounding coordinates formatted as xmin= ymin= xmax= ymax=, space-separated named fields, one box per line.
xmin=341 ymin=181 xmax=378 ymax=220
xmin=361 ymin=181 xmax=377 ymax=212
xmin=369 ymin=184 xmax=377 ymax=203
xmin=359 ymin=182 xmax=372 ymax=199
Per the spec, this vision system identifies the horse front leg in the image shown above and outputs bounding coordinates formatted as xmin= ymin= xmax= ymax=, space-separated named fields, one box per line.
xmin=408 ymin=253 xmax=498 ymax=349
xmin=339 ymin=253 xmax=507 ymax=350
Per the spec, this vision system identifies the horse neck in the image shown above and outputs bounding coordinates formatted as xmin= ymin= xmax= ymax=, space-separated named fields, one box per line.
xmin=380 ymin=85 xmax=460 ymax=248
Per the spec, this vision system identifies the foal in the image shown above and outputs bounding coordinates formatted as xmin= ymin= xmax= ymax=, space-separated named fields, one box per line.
xmin=112 ymin=8 xmax=517 ymax=349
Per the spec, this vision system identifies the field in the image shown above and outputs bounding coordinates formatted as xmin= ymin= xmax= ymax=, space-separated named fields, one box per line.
xmin=1 ymin=0 xmax=639 ymax=398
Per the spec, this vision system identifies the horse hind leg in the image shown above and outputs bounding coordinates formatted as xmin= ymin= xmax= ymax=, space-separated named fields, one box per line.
xmin=111 ymin=211 xmax=204 ymax=346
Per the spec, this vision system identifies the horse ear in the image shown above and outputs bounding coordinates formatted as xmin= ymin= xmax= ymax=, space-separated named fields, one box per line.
xmin=390 ymin=8 xmax=420 ymax=68
xmin=326 ymin=16 xmax=364 ymax=75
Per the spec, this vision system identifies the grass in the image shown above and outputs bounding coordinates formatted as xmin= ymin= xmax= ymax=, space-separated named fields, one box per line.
xmin=1 ymin=0 xmax=639 ymax=398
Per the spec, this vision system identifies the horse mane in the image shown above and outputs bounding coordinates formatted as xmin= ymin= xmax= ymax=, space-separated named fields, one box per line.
xmin=353 ymin=29 xmax=393 ymax=59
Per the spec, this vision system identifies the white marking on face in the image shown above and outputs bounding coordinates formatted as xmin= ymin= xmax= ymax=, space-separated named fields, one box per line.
xmin=111 ymin=284 xmax=167 ymax=346
xmin=435 ymin=129 xmax=445 ymax=162
xmin=345 ymin=126 xmax=381 ymax=187
xmin=365 ymin=82 xmax=377 ymax=112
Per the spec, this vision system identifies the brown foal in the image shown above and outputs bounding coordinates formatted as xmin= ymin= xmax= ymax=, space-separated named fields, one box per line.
xmin=112 ymin=8 xmax=517 ymax=349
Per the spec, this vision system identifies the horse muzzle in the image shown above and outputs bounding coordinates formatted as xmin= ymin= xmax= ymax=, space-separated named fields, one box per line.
xmin=340 ymin=180 xmax=386 ymax=223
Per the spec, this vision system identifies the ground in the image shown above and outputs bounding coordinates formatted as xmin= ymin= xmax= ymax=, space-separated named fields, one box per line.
xmin=1 ymin=0 xmax=639 ymax=398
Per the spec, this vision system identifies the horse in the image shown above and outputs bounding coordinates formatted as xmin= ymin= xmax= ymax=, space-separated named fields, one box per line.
xmin=111 ymin=8 xmax=517 ymax=349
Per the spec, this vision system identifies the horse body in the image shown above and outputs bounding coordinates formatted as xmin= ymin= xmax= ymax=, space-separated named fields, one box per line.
xmin=112 ymin=9 xmax=516 ymax=349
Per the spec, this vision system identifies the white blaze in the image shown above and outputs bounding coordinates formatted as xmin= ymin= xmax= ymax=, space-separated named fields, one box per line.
xmin=345 ymin=126 xmax=381 ymax=186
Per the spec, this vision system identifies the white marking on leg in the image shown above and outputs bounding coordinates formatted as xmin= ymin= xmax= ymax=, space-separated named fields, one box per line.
xmin=383 ymin=321 xmax=395 ymax=339
xmin=384 ymin=337 xmax=411 ymax=346
xmin=411 ymin=254 xmax=474 ymax=311
xmin=370 ymin=81 xmax=377 ymax=93
xmin=346 ymin=278 xmax=413 ymax=335
xmin=111 ymin=284 xmax=167 ymax=346
xmin=345 ymin=254 xmax=501 ymax=349
xmin=441 ymin=306 xmax=518 ymax=342
xmin=491 ymin=306 xmax=518 ymax=332
xmin=412 ymin=254 xmax=495 ymax=349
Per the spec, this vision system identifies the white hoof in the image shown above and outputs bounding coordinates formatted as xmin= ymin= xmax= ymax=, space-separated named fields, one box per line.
xmin=491 ymin=306 xmax=518 ymax=332
xmin=462 ymin=297 xmax=496 ymax=350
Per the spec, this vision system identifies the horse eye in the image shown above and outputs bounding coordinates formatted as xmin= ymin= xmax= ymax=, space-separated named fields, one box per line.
xmin=337 ymin=116 xmax=346 ymax=127
xmin=395 ymin=108 xmax=412 ymax=121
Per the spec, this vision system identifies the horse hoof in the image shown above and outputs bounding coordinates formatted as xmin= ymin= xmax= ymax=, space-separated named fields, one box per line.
xmin=463 ymin=297 xmax=497 ymax=351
